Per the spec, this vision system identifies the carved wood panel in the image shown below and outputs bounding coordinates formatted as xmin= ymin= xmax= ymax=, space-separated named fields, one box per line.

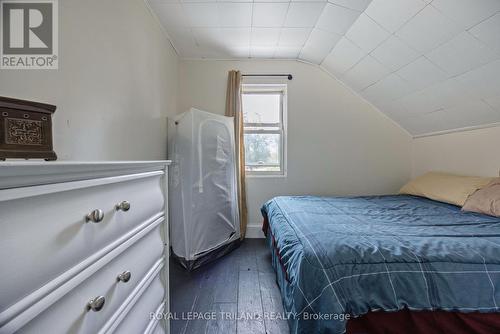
xmin=5 ymin=118 xmax=43 ymax=145
xmin=0 ymin=96 xmax=57 ymax=160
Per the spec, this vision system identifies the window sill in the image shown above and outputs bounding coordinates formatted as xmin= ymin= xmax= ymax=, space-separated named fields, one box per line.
xmin=245 ymin=172 xmax=287 ymax=179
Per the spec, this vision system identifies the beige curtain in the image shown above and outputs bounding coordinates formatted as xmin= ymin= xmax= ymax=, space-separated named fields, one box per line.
xmin=225 ymin=70 xmax=248 ymax=240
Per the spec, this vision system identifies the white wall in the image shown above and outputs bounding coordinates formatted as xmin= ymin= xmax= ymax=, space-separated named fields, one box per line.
xmin=0 ymin=0 xmax=178 ymax=160
xmin=179 ymin=59 xmax=413 ymax=237
xmin=412 ymin=126 xmax=500 ymax=178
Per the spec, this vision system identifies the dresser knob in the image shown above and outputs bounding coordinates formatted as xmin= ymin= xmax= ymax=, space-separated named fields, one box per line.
xmin=115 ymin=201 xmax=131 ymax=212
xmin=86 ymin=296 xmax=105 ymax=312
xmin=117 ymin=271 xmax=131 ymax=283
xmin=85 ymin=209 xmax=104 ymax=223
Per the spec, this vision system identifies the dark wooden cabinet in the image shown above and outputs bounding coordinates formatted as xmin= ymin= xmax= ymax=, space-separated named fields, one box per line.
xmin=0 ymin=96 xmax=57 ymax=160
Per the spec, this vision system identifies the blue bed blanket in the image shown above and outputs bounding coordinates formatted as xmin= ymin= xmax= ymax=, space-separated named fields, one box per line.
xmin=261 ymin=195 xmax=500 ymax=334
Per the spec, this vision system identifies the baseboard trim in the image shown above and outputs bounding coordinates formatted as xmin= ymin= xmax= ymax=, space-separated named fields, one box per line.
xmin=245 ymin=224 xmax=265 ymax=238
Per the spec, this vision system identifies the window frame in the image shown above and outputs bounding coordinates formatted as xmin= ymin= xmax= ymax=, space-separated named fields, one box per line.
xmin=242 ymin=84 xmax=287 ymax=178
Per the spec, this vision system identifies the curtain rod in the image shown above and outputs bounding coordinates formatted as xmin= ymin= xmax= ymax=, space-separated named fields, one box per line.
xmin=242 ymin=74 xmax=293 ymax=80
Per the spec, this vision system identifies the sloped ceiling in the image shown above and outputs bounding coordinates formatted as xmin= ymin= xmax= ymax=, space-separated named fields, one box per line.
xmin=148 ymin=0 xmax=500 ymax=136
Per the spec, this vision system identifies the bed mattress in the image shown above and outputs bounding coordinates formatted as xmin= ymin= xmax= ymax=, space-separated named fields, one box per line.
xmin=261 ymin=195 xmax=500 ymax=334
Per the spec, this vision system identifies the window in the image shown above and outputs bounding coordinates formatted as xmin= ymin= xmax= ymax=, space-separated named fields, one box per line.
xmin=242 ymin=84 xmax=287 ymax=176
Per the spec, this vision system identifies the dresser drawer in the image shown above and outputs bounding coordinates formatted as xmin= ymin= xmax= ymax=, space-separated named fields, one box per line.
xmin=0 ymin=172 xmax=165 ymax=319
xmin=112 ymin=275 xmax=165 ymax=334
xmin=15 ymin=223 xmax=164 ymax=334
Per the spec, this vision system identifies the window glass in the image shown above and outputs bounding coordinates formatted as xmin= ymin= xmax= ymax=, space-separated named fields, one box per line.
xmin=244 ymin=133 xmax=280 ymax=171
xmin=242 ymin=94 xmax=280 ymax=124
xmin=242 ymin=84 xmax=286 ymax=176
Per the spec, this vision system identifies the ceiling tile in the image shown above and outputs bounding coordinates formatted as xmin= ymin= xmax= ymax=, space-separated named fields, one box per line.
xmin=322 ymin=37 xmax=366 ymax=76
xmin=365 ymin=0 xmax=426 ymax=33
xmin=485 ymin=95 xmax=500 ymax=112
xmin=150 ymin=3 xmax=188 ymax=27
xmin=391 ymin=78 xmax=474 ymax=117
xmin=361 ymin=74 xmax=413 ymax=104
xmin=195 ymin=45 xmax=228 ymax=58
xmin=396 ymin=5 xmax=462 ymax=53
xmin=278 ymin=28 xmax=312 ymax=46
xmin=438 ymin=100 xmax=500 ymax=130
xmin=250 ymin=46 xmax=275 ymax=58
xmin=396 ymin=56 xmax=448 ymax=90
xmin=252 ymin=3 xmax=289 ymax=28
xmin=426 ymin=32 xmax=498 ymax=77
xmin=218 ymin=3 xmax=252 ymax=27
xmin=183 ymin=3 xmax=219 ymax=27
xmin=345 ymin=13 xmax=390 ymax=53
xmin=150 ymin=0 xmax=500 ymax=136
xmin=393 ymin=90 xmax=441 ymax=116
xmin=219 ymin=28 xmax=251 ymax=47
xmin=455 ymin=59 xmax=500 ymax=99
xmin=316 ymin=4 xmax=362 ymax=35
xmin=431 ymin=0 xmax=500 ymax=29
xmin=371 ymin=35 xmax=420 ymax=71
xmin=342 ymin=55 xmax=390 ymax=91
xmin=167 ymin=27 xmax=197 ymax=49
xmin=166 ymin=27 xmax=194 ymax=42
xmin=397 ymin=111 xmax=447 ymax=135
xmin=328 ymin=0 xmax=372 ymax=12
xmin=227 ymin=46 xmax=250 ymax=58
xmin=167 ymin=28 xmax=199 ymax=57
xmin=418 ymin=78 xmax=475 ymax=110
xmin=192 ymin=28 xmax=221 ymax=47
xmin=253 ymin=0 xmax=288 ymax=3
xmin=251 ymin=28 xmax=281 ymax=46
xmin=284 ymin=3 xmax=326 ymax=28
xmin=372 ymin=100 xmax=407 ymax=120
xmin=469 ymin=12 xmax=500 ymax=54
xmin=174 ymin=45 xmax=202 ymax=59
xmin=299 ymin=29 xmax=341 ymax=64
xmin=193 ymin=28 xmax=251 ymax=50
xmin=274 ymin=46 xmax=302 ymax=58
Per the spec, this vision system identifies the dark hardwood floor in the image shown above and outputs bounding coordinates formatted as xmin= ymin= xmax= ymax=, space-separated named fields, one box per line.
xmin=170 ymin=239 xmax=290 ymax=334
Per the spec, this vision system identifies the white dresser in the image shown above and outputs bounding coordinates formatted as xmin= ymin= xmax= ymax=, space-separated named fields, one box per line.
xmin=0 ymin=161 xmax=171 ymax=334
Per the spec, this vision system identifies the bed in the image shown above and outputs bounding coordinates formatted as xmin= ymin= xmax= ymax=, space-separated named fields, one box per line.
xmin=261 ymin=195 xmax=500 ymax=334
